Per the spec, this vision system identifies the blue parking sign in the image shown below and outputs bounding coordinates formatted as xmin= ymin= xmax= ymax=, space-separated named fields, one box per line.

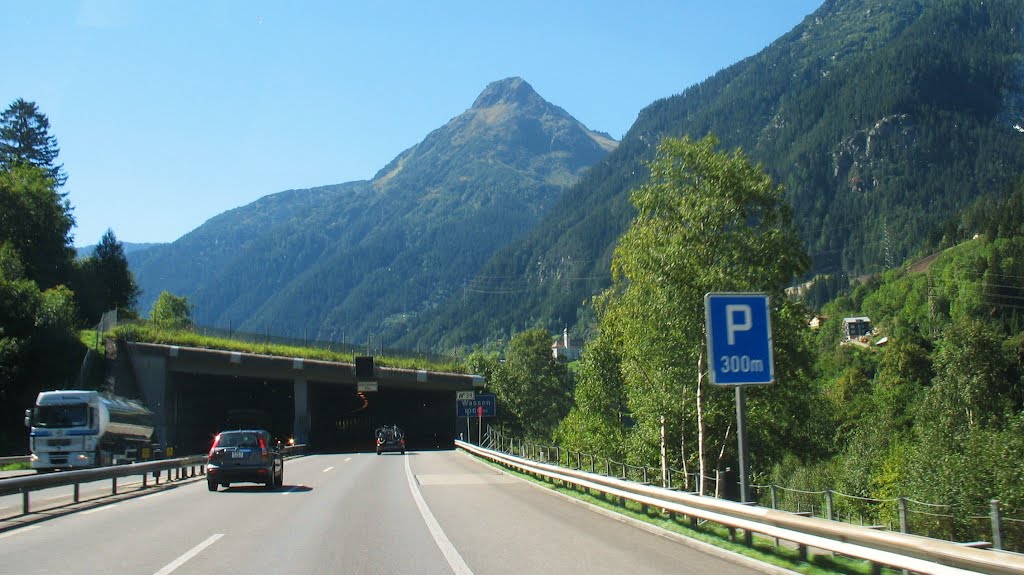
xmin=704 ymin=293 xmax=774 ymax=386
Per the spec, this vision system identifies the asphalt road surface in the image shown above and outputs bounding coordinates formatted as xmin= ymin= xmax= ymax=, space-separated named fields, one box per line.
xmin=0 ymin=450 xmax=777 ymax=575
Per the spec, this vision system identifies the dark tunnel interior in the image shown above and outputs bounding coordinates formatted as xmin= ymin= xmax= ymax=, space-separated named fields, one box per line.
xmin=167 ymin=373 xmax=459 ymax=454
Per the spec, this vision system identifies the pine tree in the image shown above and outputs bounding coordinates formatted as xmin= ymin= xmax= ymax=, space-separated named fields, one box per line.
xmin=0 ymin=98 xmax=67 ymax=187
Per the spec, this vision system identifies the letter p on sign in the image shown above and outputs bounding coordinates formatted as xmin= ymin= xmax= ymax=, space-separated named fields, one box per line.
xmin=725 ymin=304 xmax=752 ymax=345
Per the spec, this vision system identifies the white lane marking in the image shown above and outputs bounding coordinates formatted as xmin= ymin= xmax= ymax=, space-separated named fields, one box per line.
xmin=81 ymin=504 xmax=117 ymax=515
xmin=404 ymin=456 xmax=474 ymax=575
xmin=153 ymin=533 xmax=223 ymax=575
xmin=344 ymin=457 xmax=352 ymax=462
xmin=0 ymin=525 xmax=38 ymax=540
xmin=322 ymin=466 xmax=334 ymax=473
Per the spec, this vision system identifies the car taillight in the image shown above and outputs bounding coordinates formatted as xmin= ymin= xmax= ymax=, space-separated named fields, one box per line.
xmin=258 ymin=435 xmax=268 ymax=459
xmin=208 ymin=434 xmax=221 ymax=458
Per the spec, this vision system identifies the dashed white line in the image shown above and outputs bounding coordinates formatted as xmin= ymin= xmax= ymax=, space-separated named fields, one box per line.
xmin=153 ymin=533 xmax=223 ymax=575
xmin=322 ymin=466 xmax=334 ymax=473
xmin=344 ymin=457 xmax=352 ymax=462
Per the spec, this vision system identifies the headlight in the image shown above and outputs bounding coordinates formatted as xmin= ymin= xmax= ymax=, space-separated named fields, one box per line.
xmin=76 ymin=453 xmax=90 ymax=461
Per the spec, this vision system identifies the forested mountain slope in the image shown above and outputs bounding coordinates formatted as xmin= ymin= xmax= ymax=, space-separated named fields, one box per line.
xmin=402 ymin=0 xmax=1024 ymax=351
xmin=129 ymin=78 xmax=616 ymax=343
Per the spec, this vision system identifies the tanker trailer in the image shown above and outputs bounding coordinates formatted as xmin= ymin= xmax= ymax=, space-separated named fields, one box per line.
xmin=25 ymin=390 xmax=155 ymax=471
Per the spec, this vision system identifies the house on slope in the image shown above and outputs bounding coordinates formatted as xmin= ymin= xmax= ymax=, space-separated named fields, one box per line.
xmin=842 ymin=316 xmax=873 ymax=342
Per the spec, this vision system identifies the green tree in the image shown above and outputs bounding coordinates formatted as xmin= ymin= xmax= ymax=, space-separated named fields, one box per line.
xmin=74 ymin=229 xmax=140 ymax=323
xmin=0 ymin=241 xmax=83 ymax=452
xmin=555 ymin=322 xmax=628 ymax=459
xmin=0 ymin=98 xmax=67 ymax=186
xmin=924 ymin=317 xmax=1017 ymax=433
xmin=605 ymin=135 xmax=809 ymax=492
xmin=490 ymin=329 xmax=572 ymax=440
xmin=0 ymin=164 xmax=75 ymax=289
xmin=149 ymin=291 xmax=194 ymax=330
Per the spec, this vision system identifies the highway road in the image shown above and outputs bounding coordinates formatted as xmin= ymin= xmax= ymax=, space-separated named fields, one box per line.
xmin=0 ymin=450 xmax=777 ymax=575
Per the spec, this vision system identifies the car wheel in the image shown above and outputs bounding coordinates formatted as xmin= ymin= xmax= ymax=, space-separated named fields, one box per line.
xmin=401 ymin=449 xmax=405 ymax=455
xmin=266 ymin=471 xmax=276 ymax=490
xmin=207 ymin=479 xmax=218 ymax=492
xmin=222 ymin=482 xmax=230 ymax=489
xmin=376 ymin=450 xmax=381 ymax=455
xmin=277 ymin=468 xmax=284 ymax=487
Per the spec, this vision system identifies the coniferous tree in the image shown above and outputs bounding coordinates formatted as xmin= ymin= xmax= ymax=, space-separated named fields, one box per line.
xmin=74 ymin=229 xmax=141 ymax=324
xmin=0 ymin=98 xmax=67 ymax=187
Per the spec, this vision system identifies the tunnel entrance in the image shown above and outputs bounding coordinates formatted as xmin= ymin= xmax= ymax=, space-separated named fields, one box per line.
xmin=165 ymin=373 xmax=459 ymax=454
xmin=168 ymin=373 xmax=294 ymax=455
xmin=309 ymin=383 xmax=457 ymax=452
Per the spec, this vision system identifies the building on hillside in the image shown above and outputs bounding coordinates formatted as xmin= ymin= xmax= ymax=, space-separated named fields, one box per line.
xmin=551 ymin=327 xmax=582 ymax=362
xmin=842 ymin=317 xmax=873 ymax=342
xmin=808 ymin=315 xmax=828 ymax=330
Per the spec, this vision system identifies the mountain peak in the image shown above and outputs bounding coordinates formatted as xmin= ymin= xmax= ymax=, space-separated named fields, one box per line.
xmin=471 ymin=77 xmax=540 ymax=109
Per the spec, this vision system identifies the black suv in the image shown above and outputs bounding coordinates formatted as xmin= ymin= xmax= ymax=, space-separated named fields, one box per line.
xmin=207 ymin=429 xmax=284 ymax=491
xmin=375 ymin=425 xmax=405 ymax=455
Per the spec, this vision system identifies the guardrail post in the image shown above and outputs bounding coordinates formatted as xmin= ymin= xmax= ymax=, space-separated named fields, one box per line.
xmin=576 ymin=451 xmax=581 ymax=470
xmin=74 ymin=483 xmax=80 ymax=503
xmin=112 ymin=477 xmax=118 ymax=495
xmin=643 ymin=466 xmax=649 ymax=484
xmin=901 ymin=493 xmax=909 ymax=532
xmin=770 ymin=484 xmax=778 ymax=509
xmin=605 ymin=458 xmax=611 ymax=476
xmin=825 ymin=490 xmax=834 ymax=521
xmin=22 ymin=490 xmax=29 ymax=514
xmin=991 ymin=499 xmax=1003 ymax=551
xmin=142 ymin=472 xmax=148 ymax=487
xmin=621 ymin=462 xmax=626 ymax=479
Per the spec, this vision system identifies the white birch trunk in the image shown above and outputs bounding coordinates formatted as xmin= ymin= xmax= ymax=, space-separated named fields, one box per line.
xmin=697 ymin=351 xmax=706 ymax=496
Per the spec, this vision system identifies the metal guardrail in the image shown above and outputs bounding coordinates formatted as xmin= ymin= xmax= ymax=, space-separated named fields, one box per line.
xmin=0 ymin=456 xmax=209 ymax=515
xmin=456 ymin=440 xmax=1024 ymax=575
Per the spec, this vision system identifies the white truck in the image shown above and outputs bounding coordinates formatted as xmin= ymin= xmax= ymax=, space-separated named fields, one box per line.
xmin=25 ymin=390 xmax=155 ymax=471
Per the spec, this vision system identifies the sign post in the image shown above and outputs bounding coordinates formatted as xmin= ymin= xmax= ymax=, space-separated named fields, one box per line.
xmin=477 ymin=405 xmax=483 ymax=445
xmin=705 ymin=293 xmax=774 ymax=504
xmin=456 ymin=393 xmax=497 ymax=445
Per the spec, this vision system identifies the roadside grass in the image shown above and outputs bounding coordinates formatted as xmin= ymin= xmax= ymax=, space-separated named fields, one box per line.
xmin=79 ymin=328 xmax=105 ymax=354
xmin=474 ymin=456 xmax=900 ymax=575
xmin=1 ymin=462 xmax=30 ymax=471
xmin=110 ymin=323 xmax=467 ymax=373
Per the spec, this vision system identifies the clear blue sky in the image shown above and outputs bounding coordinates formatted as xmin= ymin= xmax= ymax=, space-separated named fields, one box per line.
xmin=2 ymin=1 xmax=822 ymax=246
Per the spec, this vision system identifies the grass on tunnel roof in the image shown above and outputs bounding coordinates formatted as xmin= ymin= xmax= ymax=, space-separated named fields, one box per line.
xmin=109 ymin=323 xmax=468 ymax=374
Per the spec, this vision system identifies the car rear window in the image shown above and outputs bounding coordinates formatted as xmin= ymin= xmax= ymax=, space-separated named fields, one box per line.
xmin=216 ymin=432 xmax=260 ymax=448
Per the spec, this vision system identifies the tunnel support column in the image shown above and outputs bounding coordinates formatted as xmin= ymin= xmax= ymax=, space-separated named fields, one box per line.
xmin=293 ymin=377 xmax=310 ymax=445
xmin=127 ymin=343 xmax=170 ymax=448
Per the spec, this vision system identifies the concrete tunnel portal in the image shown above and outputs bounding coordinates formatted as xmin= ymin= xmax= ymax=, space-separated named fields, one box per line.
xmin=122 ymin=343 xmax=482 ymax=455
